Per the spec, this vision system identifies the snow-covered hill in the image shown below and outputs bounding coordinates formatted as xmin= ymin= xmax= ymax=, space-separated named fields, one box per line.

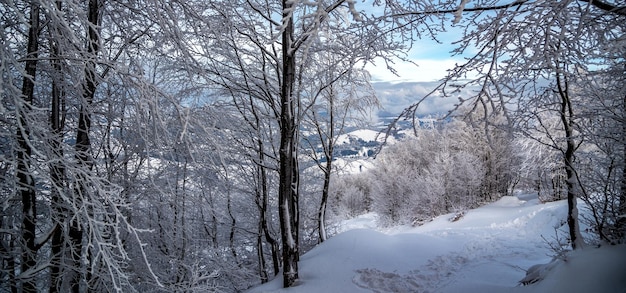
xmin=248 ymin=194 xmax=626 ymax=293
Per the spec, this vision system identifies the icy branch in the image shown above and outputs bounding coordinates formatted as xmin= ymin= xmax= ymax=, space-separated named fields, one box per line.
xmin=453 ymin=0 xmax=469 ymax=24
xmin=346 ymin=0 xmax=363 ymax=22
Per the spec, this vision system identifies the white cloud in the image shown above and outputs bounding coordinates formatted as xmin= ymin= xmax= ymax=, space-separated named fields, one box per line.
xmin=372 ymin=81 xmax=458 ymax=117
xmin=363 ymin=42 xmax=475 ymax=117
xmin=365 ymin=58 xmax=462 ymax=83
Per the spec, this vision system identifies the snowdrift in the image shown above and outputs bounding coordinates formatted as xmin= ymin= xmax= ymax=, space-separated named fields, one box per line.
xmin=248 ymin=195 xmax=626 ymax=293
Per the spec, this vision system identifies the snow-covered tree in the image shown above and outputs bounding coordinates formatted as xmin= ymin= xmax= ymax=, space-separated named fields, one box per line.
xmin=366 ymin=117 xmax=516 ymax=226
xmin=392 ymin=0 xmax=625 ymax=249
xmin=175 ymin=0 xmax=407 ymax=286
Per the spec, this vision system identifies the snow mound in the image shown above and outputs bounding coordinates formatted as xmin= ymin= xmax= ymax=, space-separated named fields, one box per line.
xmin=247 ymin=195 xmax=626 ymax=293
xmin=521 ymin=245 xmax=626 ymax=293
xmin=490 ymin=195 xmax=526 ymax=207
xmin=336 ymin=129 xmax=385 ymax=144
xmin=519 ymin=258 xmax=560 ymax=285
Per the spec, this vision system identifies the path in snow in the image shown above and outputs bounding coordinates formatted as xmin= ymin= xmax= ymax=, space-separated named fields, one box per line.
xmin=351 ymin=195 xmax=568 ymax=292
xmin=248 ymin=194 xmax=626 ymax=293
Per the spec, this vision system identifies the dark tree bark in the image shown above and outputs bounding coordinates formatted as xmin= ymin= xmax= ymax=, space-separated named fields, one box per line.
xmin=318 ymin=152 xmax=333 ymax=242
xmin=48 ymin=2 xmax=68 ymax=292
xmin=618 ymin=93 xmax=626 ymax=242
xmin=70 ymin=0 xmax=100 ymax=291
xmin=279 ymin=0 xmax=300 ymax=286
xmin=318 ymin=90 xmax=335 ymax=243
xmin=256 ymin=137 xmax=280 ymax=277
xmin=17 ymin=3 xmax=40 ymax=292
xmin=256 ymin=222 xmax=269 ymax=283
xmin=555 ymin=67 xmax=584 ymax=250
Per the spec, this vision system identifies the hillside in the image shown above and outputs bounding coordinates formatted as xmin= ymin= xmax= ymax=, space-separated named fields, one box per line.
xmin=248 ymin=194 xmax=626 ymax=292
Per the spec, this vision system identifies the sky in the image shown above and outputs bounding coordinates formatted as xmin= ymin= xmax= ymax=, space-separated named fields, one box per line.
xmin=363 ymin=24 xmax=470 ymax=117
xmin=366 ymin=47 xmax=463 ymax=84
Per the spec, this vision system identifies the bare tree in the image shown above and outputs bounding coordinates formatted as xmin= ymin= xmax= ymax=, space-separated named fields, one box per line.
xmin=302 ymin=68 xmax=377 ymax=242
xmin=180 ymin=0 xmax=407 ymax=286
xmin=16 ymin=2 xmax=41 ymax=292
xmin=575 ymin=60 xmax=626 ymax=243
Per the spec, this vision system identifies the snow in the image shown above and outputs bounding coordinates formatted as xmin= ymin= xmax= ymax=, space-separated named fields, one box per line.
xmin=335 ymin=129 xmax=391 ymax=145
xmin=332 ymin=157 xmax=374 ymax=175
xmin=248 ymin=194 xmax=626 ymax=293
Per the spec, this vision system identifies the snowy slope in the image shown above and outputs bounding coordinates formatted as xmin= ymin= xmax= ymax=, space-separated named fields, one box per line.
xmin=248 ymin=194 xmax=626 ymax=293
xmin=335 ymin=129 xmax=388 ymax=145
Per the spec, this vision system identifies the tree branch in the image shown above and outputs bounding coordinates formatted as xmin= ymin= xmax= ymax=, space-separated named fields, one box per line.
xmin=579 ymin=0 xmax=626 ymax=16
xmin=385 ymin=0 xmax=530 ymax=18
xmin=385 ymin=0 xmax=625 ymax=18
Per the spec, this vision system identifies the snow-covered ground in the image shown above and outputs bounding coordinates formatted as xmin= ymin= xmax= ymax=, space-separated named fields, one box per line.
xmin=248 ymin=194 xmax=626 ymax=293
xmin=332 ymin=158 xmax=374 ymax=175
xmin=335 ymin=129 xmax=389 ymax=145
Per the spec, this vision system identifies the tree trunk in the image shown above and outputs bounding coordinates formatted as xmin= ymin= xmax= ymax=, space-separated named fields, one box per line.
xmin=1 ymin=217 xmax=18 ymax=292
xmin=49 ymin=70 xmax=66 ymax=289
xmin=49 ymin=2 xmax=67 ymax=292
xmin=318 ymin=159 xmax=332 ymax=242
xmin=318 ymin=94 xmax=335 ymax=243
xmin=618 ymin=93 xmax=626 ymax=242
xmin=70 ymin=0 xmax=100 ymax=290
xmin=17 ymin=3 xmax=40 ymax=292
xmin=257 ymin=138 xmax=280 ymax=276
xmin=279 ymin=0 xmax=299 ymax=286
xmin=257 ymin=222 xmax=269 ymax=283
xmin=556 ymin=69 xmax=584 ymax=250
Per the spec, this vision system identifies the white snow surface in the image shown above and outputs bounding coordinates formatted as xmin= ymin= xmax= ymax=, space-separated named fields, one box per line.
xmin=332 ymin=157 xmax=374 ymax=175
xmin=336 ymin=129 xmax=392 ymax=145
xmin=248 ymin=194 xmax=626 ymax=293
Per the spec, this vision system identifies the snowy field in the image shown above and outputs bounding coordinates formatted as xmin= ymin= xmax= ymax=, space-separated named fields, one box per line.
xmin=248 ymin=194 xmax=626 ymax=292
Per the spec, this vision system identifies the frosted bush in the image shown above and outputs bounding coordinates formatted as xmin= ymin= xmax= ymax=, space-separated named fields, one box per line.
xmin=329 ymin=173 xmax=371 ymax=219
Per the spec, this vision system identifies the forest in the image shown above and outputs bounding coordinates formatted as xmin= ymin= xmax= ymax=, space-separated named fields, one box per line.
xmin=1 ymin=0 xmax=624 ymax=292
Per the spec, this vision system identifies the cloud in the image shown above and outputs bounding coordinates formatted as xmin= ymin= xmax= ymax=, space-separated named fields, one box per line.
xmin=372 ymin=81 xmax=458 ymax=117
xmin=363 ymin=38 xmax=473 ymax=117
xmin=365 ymin=58 xmax=461 ymax=83
xmin=364 ymin=57 xmax=465 ymax=118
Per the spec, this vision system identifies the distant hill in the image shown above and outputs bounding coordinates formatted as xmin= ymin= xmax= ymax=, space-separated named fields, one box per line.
xmin=302 ymin=116 xmax=444 ymax=163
